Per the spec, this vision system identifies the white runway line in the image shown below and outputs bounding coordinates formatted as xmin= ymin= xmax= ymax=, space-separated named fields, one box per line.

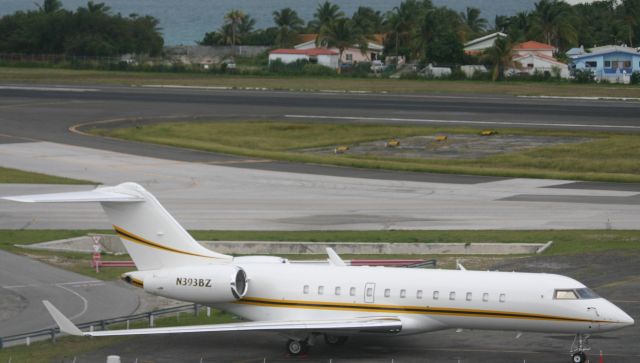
xmin=56 ymin=283 xmax=90 ymax=320
xmin=285 ymin=114 xmax=640 ymax=130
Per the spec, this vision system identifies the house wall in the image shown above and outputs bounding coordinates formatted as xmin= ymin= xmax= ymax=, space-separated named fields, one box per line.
xmin=572 ymin=52 xmax=640 ymax=83
xmin=317 ymin=55 xmax=339 ymax=68
xmin=515 ymin=55 xmax=569 ymax=78
xmin=341 ymin=47 xmax=379 ymax=63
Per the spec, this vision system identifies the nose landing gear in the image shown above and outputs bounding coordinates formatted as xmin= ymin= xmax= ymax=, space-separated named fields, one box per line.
xmin=570 ymin=334 xmax=591 ymax=363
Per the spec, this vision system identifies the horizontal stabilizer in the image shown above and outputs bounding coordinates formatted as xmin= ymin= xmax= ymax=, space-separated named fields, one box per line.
xmin=3 ymin=188 xmax=144 ymax=203
xmin=42 ymin=300 xmax=401 ymax=337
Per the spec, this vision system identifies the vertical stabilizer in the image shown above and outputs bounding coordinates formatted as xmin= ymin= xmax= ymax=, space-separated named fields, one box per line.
xmin=4 ymin=182 xmax=231 ymax=270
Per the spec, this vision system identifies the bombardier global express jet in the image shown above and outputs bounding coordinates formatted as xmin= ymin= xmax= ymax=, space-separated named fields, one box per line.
xmin=5 ymin=182 xmax=634 ymax=363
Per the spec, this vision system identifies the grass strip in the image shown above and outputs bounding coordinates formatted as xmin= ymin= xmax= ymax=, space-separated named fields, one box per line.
xmin=93 ymin=121 xmax=640 ymax=183
xmin=2 ymin=67 xmax=640 ymax=98
xmin=0 ymin=166 xmax=95 ymax=184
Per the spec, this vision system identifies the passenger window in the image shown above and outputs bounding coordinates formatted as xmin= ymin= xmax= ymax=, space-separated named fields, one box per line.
xmin=335 ymin=286 xmax=341 ymax=296
xmin=318 ymin=286 xmax=324 ymax=295
xmin=303 ymin=285 xmax=309 ymax=294
xmin=482 ymin=293 xmax=489 ymax=302
xmin=466 ymin=292 xmax=472 ymax=301
xmin=366 ymin=287 xmax=373 ymax=297
xmin=499 ymin=293 xmax=506 ymax=303
xmin=417 ymin=290 xmax=423 ymax=299
xmin=400 ymin=289 xmax=406 ymax=298
xmin=433 ymin=291 xmax=439 ymax=300
xmin=384 ymin=288 xmax=391 ymax=297
xmin=554 ymin=289 xmax=578 ymax=300
xmin=350 ymin=287 xmax=356 ymax=296
xmin=449 ymin=291 xmax=456 ymax=300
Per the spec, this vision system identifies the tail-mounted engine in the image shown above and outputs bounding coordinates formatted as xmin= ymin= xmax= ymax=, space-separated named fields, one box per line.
xmin=139 ymin=264 xmax=248 ymax=304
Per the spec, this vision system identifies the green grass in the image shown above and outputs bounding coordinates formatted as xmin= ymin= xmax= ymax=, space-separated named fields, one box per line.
xmin=0 ymin=166 xmax=94 ymax=184
xmin=2 ymin=66 xmax=640 ymax=98
xmin=92 ymin=121 xmax=640 ymax=183
xmin=0 ymin=308 xmax=236 ymax=362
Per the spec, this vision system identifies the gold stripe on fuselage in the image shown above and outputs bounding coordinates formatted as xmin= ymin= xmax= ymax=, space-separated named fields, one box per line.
xmin=113 ymin=225 xmax=216 ymax=259
xmin=235 ymin=297 xmax=607 ymax=324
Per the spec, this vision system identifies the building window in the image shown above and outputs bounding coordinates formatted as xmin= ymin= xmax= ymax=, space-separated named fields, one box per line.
xmin=346 ymin=53 xmax=353 ymax=61
xmin=482 ymin=293 xmax=489 ymax=302
xmin=366 ymin=287 xmax=373 ymax=297
xmin=624 ymin=60 xmax=631 ymax=68
xmin=318 ymin=286 xmax=324 ymax=295
xmin=433 ymin=291 xmax=439 ymax=300
xmin=499 ymin=293 xmax=506 ymax=303
xmin=466 ymin=292 xmax=472 ymax=301
xmin=303 ymin=285 xmax=309 ymax=294
xmin=449 ymin=291 xmax=456 ymax=300
xmin=400 ymin=289 xmax=406 ymax=298
xmin=604 ymin=61 xmax=611 ymax=68
xmin=527 ymin=63 xmax=534 ymax=68
xmin=335 ymin=286 xmax=341 ymax=296
xmin=585 ymin=61 xmax=597 ymax=68
xmin=384 ymin=288 xmax=391 ymax=298
xmin=417 ymin=290 xmax=423 ymax=299
xmin=350 ymin=287 xmax=356 ymax=296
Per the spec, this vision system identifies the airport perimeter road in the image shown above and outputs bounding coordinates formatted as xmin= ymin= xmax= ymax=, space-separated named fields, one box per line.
xmin=0 ymin=141 xmax=638 ymax=230
xmin=0 ymin=250 xmax=139 ymax=337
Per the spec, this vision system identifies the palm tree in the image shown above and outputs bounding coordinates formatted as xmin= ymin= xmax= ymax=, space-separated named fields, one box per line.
xmin=620 ymin=0 xmax=639 ymax=46
xmin=485 ymin=37 xmax=513 ymax=81
xmin=312 ymin=1 xmax=344 ymax=32
xmin=37 ymin=0 xmax=63 ymax=14
xmin=318 ymin=18 xmax=370 ymax=72
xmin=385 ymin=0 xmax=421 ymax=59
xmin=460 ymin=7 xmax=487 ymax=39
xmin=238 ymin=15 xmax=256 ymax=39
xmin=531 ymin=0 xmax=576 ymax=49
xmin=224 ymin=9 xmax=246 ymax=55
xmin=273 ymin=8 xmax=304 ymax=48
xmin=352 ymin=6 xmax=384 ymax=34
xmin=85 ymin=1 xmax=111 ymax=15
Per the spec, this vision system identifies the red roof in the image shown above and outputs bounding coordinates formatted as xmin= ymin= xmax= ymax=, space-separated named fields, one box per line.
xmin=513 ymin=41 xmax=556 ymax=51
xmin=270 ymin=48 xmax=338 ymax=56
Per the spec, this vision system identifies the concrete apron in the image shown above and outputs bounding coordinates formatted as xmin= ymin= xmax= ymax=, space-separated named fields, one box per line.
xmin=16 ymin=234 xmax=551 ymax=255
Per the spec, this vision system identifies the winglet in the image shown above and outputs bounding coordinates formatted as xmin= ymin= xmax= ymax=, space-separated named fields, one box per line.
xmin=42 ymin=300 xmax=84 ymax=336
xmin=326 ymin=247 xmax=346 ymax=266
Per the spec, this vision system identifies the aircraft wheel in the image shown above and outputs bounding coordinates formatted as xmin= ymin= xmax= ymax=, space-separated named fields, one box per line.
xmin=571 ymin=352 xmax=586 ymax=363
xmin=324 ymin=334 xmax=349 ymax=345
xmin=286 ymin=339 xmax=309 ymax=355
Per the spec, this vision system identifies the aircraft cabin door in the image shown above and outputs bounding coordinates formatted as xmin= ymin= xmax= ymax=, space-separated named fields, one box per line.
xmin=364 ymin=282 xmax=376 ymax=303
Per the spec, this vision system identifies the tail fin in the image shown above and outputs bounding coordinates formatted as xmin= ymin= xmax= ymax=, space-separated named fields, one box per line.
xmin=4 ymin=182 xmax=231 ymax=270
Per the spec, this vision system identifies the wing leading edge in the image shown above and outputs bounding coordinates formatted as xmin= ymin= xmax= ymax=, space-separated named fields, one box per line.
xmin=43 ymin=300 xmax=402 ymax=337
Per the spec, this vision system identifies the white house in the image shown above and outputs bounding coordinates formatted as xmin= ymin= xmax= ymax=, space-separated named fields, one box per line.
xmin=464 ymin=32 xmax=507 ymax=54
xmin=570 ymin=45 xmax=640 ymax=83
xmin=268 ymin=48 xmax=339 ymax=69
xmin=294 ymin=34 xmax=384 ymax=64
xmin=509 ymin=40 xmax=570 ymax=78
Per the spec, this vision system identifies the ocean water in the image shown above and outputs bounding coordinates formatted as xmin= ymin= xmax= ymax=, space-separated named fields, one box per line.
xmin=0 ymin=0 xmax=538 ymax=45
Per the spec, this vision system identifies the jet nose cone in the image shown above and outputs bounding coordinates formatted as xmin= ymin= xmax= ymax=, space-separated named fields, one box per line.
xmin=622 ymin=312 xmax=634 ymax=327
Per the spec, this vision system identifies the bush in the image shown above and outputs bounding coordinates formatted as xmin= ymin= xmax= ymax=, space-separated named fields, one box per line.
xmin=302 ymin=63 xmax=336 ymax=76
xmin=631 ymin=72 xmax=640 ymax=85
xmin=572 ymin=69 xmax=596 ymax=83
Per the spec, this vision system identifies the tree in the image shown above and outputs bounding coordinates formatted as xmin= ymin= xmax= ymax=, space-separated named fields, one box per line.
xmin=385 ymin=0 xmax=424 ymax=60
xmin=459 ymin=7 xmax=487 ymax=40
xmin=224 ymin=9 xmax=246 ymax=55
xmin=530 ymin=0 xmax=577 ymax=50
xmin=484 ymin=36 xmax=513 ymax=81
xmin=37 ymin=0 xmax=63 ymax=14
xmin=273 ymin=8 xmax=304 ymax=48
xmin=352 ymin=6 xmax=384 ymax=34
xmin=318 ymin=18 xmax=370 ymax=71
xmin=311 ymin=1 xmax=344 ymax=32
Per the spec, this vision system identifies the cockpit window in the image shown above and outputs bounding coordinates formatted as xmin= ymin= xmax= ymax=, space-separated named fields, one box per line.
xmin=554 ymin=288 xmax=600 ymax=300
xmin=554 ymin=289 xmax=578 ymax=300
xmin=575 ymin=288 xmax=600 ymax=299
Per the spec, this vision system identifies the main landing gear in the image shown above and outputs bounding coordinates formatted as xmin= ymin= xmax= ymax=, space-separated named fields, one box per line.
xmin=285 ymin=334 xmax=350 ymax=355
xmin=570 ymin=334 xmax=591 ymax=363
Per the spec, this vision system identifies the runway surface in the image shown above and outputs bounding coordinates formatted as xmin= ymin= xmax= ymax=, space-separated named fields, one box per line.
xmin=0 ymin=250 xmax=139 ymax=337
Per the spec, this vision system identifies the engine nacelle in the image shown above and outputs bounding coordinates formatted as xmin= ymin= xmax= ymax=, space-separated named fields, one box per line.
xmin=142 ymin=264 xmax=248 ymax=304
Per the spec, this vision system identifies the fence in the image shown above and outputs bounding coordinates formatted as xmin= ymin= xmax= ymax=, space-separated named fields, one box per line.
xmin=0 ymin=303 xmax=202 ymax=349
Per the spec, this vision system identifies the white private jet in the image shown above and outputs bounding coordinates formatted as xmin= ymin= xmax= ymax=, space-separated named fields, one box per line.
xmin=5 ymin=182 xmax=634 ymax=363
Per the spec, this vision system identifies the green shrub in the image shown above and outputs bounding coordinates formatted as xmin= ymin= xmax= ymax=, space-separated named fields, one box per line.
xmin=630 ymin=71 xmax=640 ymax=85
xmin=302 ymin=63 xmax=336 ymax=76
xmin=572 ymin=69 xmax=596 ymax=83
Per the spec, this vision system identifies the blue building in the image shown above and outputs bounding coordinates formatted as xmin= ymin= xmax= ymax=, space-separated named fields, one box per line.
xmin=570 ymin=45 xmax=640 ymax=83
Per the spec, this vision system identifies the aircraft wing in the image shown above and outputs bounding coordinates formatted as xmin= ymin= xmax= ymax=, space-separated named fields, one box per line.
xmin=43 ymin=300 xmax=402 ymax=337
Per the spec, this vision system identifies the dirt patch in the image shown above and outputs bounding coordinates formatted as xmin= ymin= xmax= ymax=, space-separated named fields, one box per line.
xmin=303 ymin=134 xmax=592 ymax=159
